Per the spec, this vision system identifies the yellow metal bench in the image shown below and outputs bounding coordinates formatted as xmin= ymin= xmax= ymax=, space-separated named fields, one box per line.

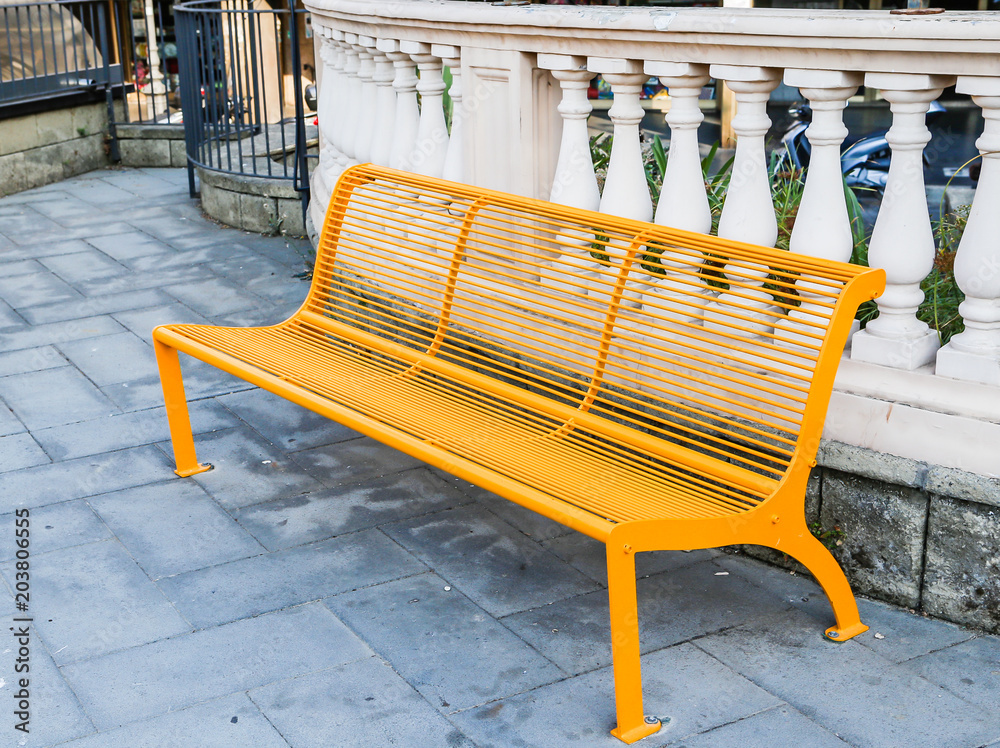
xmin=154 ymin=164 xmax=885 ymax=744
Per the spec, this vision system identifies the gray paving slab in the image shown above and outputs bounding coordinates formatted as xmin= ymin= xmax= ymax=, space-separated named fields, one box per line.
xmin=32 ymin=398 xmax=238 ymax=461
xmin=542 ymin=532 xmax=719 ymax=587
xmin=39 ymin=249 xmax=130 ymax=284
xmin=85 ymin=229 xmax=176 ymax=263
xmin=127 ymin=244 xmax=254 ymax=273
xmin=0 ymin=315 xmax=124 ymax=353
xmin=0 ymin=431 xmax=50 ymax=472
xmin=180 ymin=426 xmax=326 ymax=508
xmin=713 ymin=552 xmax=978 ymax=663
xmin=219 ymin=386 xmax=360 ymax=451
xmin=165 ymin=277 xmax=265 ymax=317
xmin=0 ymin=270 xmax=82 ymax=309
xmin=213 ymin=303 xmax=299 ymax=327
xmin=89 ymin=480 xmax=264 ymax=580
xmin=0 ymin=613 xmax=95 ymax=747
xmin=61 ymin=603 xmax=372 ymax=731
xmin=0 ymin=443 xmax=174 ymax=512
xmin=2 ymin=539 xmax=190 ymax=665
xmin=0 ymin=204 xmax=62 ymax=239
xmin=467 ymin=481 xmax=574 ymax=541
xmin=0 ymin=257 xmax=46 ymax=276
xmin=502 ymin=558 xmax=794 ymax=676
xmin=0 ymin=366 xmax=119 ymax=430
xmin=60 ymin=693 xmax=289 ymax=748
xmin=0 ymin=345 xmax=69 ymax=377
xmin=0 ymin=297 xmax=24 ymax=327
xmin=0 ymin=237 xmax=98 ymax=261
xmin=695 ymin=608 xmax=1000 ymax=748
xmin=112 ymin=302 xmax=210 ymax=338
xmin=65 ymin=178 xmax=138 ymax=206
xmin=234 ymin=468 xmax=474 ymax=551
xmin=290 ymin=436 xmax=426 ymax=486
xmin=326 ymin=572 xmax=564 ymax=713
xmin=666 ymin=705 xmax=849 ymax=747
xmin=101 ymin=357 xmax=255 ymax=412
xmin=159 ymin=527 xmax=425 ymax=628
xmin=448 ymin=643 xmax=782 ymax=748
xmin=909 ymin=635 xmax=1000 ymax=713
xmin=0 ymin=400 xmax=26 ymax=436
xmin=72 ymin=263 xmax=209 ymax=297
xmin=251 ymin=656 xmax=474 ymax=748
xmin=28 ymin=195 xmax=123 ymax=226
xmin=10 ymin=221 xmax=138 ymax=247
xmin=383 ymin=504 xmax=602 ymax=618
xmin=0 ymin=499 xmax=112 ymax=561
xmin=57 ymin=331 xmax=157 ymax=386
xmin=20 ymin=288 xmax=176 ymax=325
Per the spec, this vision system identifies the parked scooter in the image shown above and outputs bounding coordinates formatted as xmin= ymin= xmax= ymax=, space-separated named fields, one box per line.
xmin=777 ymin=100 xmax=946 ymax=192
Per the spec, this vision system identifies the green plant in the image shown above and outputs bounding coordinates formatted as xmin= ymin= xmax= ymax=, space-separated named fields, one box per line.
xmin=809 ymin=521 xmax=845 ymax=551
xmin=76 ymin=127 xmax=87 ymax=137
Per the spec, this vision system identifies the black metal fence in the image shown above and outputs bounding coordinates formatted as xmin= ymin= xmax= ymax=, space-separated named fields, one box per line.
xmin=175 ymin=0 xmax=312 ymax=217
xmin=1 ymin=0 xmax=189 ymax=125
xmin=0 ymin=1 xmax=120 ymax=112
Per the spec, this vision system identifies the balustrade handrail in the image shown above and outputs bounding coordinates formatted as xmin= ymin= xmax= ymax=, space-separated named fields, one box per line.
xmin=305 ymin=1 xmax=1000 ymax=75
xmin=304 ymin=0 xmax=1000 ymax=479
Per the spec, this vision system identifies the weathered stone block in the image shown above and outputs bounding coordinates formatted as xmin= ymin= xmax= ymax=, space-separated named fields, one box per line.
xmin=239 ymin=193 xmax=279 ymax=234
xmin=170 ymin=139 xmax=188 ymax=168
xmin=923 ymin=496 xmax=1000 ymax=633
xmin=71 ymin=103 xmax=108 ymax=139
xmin=201 ymin=185 xmax=242 ymax=229
xmin=820 ymin=470 xmax=928 ymax=608
xmin=0 ymin=114 xmax=38 ymax=157
xmin=925 ymin=466 xmax=1000 ymax=509
xmin=276 ymin=197 xmax=305 ymax=236
xmin=818 ymin=441 xmax=928 ymax=489
xmin=0 ymin=152 xmax=30 ymax=195
xmin=119 ymin=139 xmax=171 ymax=167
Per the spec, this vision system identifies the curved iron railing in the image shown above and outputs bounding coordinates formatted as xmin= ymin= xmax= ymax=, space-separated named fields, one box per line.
xmin=175 ymin=0 xmax=313 ymax=218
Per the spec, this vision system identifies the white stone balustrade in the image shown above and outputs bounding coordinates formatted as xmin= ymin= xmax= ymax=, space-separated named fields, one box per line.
xmin=704 ymin=65 xmax=781 ymax=337
xmin=851 ymin=74 xmax=954 ymax=370
xmin=304 ymin=0 xmax=1000 ymax=478
xmin=401 ymin=41 xmax=449 ymax=179
xmin=777 ymin=69 xmax=862 ymax=346
xmin=936 ymin=76 xmax=1000 ymax=386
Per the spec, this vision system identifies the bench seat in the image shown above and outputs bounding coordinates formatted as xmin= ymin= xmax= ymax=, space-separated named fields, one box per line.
xmin=154 ymin=164 xmax=885 ymax=744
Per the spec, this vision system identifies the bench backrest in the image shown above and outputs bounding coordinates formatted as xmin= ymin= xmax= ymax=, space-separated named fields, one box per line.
xmin=303 ymin=165 xmax=884 ymax=504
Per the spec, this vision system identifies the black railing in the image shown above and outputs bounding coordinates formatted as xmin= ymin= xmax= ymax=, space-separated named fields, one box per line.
xmin=0 ymin=0 xmax=120 ymax=113
xmin=1 ymin=0 xmax=192 ymax=125
xmin=175 ymin=0 xmax=313 ymax=221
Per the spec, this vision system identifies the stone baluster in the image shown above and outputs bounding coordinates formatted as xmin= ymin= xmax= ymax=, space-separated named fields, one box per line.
xmin=315 ymin=32 xmax=341 ymax=192
xmin=338 ymin=34 xmax=362 ymax=166
xmin=539 ymin=54 xmax=600 ymax=214
xmin=936 ymin=76 xmax=1000 ymax=385
xmin=776 ymin=70 xmax=863 ymax=345
xmin=377 ymin=39 xmax=420 ymax=172
xmin=353 ymin=37 xmax=378 ymax=164
xmin=704 ymin=66 xmax=781 ymax=336
xmin=641 ymin=62 xmax=712 ymax=320
xmin=851 ymin=73 xmax=955 ymax=369
xmin=401 ymin=41 xmax=449 ymax=178
xmin=368 ymin=43 xmax=397 ymax=167
xmin=433 ymin=44 xmax=464 ymax=184
xmin=587 ymin=57 xmax=652 ymax=225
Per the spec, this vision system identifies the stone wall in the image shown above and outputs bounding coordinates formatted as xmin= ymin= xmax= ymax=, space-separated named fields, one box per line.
xmin=739 ymin=441 xmax=1000 ymax=635
xmin=116 ymin=123 xmax=187 ymax=168
xmin=197 ymin=166 xmax=306 ymax=237
xmin=0 ymin=102 xmax=112 ymax=196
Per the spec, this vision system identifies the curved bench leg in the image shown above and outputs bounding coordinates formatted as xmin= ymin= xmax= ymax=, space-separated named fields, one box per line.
xmin=779 ymin=530 xmax=868 ymax=642
xmin=607 ymin=544 xmax=661 ymax=744
xmin=154 ymin=339 xmax=212 ymax=478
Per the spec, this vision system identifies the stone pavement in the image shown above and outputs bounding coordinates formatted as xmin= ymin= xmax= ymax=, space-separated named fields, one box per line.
xmin=0 ymin=167 xmax=998 ymax=748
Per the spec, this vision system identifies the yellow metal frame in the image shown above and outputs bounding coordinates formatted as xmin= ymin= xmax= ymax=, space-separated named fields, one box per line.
xmin=154 ymin=164 xmax=885 ymax=744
